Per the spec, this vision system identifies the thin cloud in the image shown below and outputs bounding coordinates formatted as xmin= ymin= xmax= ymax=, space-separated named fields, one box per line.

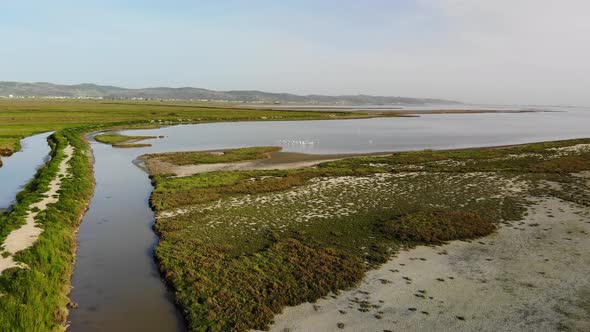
xmin=1 ymin=1 xmax=589 ymax=106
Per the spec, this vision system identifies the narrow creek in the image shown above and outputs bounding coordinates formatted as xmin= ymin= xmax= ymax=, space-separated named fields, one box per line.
xmin=68 ymin=109 xmax=590 ymax=331
xmin=68 ymin=136 xmax=186 ymax=331
xmin=0 ymin=132 xmax=53 ymax=212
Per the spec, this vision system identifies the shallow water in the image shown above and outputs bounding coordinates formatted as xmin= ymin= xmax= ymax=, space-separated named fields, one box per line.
xmin=125 ymin=108 xmax=590 ymax=155
xmin=0 ymin=132 xmax=52 ymax=211
xmin=68 ymin=108 xmax=590 ymax=331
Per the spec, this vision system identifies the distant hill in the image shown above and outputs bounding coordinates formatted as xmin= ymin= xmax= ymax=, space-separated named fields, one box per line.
xmin=0 ymin=81 xmax=459 ymax=105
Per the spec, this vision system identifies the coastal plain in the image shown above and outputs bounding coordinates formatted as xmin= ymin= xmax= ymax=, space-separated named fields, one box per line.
xmin=0 ymin=99 xmax=589 ymax=332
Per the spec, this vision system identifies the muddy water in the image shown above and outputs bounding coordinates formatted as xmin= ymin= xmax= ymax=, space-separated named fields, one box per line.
xmin=0 ymin=132 xmax=52 ymax=211
xmin=68 ymin=109 xmax=590 ymax=331
xmin=68 ymin=137 xmax=186 ymax=332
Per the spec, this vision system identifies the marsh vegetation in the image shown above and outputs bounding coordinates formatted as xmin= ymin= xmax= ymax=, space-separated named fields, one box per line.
xmin=148 ymin=139 xmax=590 ymax=331
xmin=94 ymin=132 xmax=157 ymax=148
xmin=144 ymin=146 xmax=281 ymax=165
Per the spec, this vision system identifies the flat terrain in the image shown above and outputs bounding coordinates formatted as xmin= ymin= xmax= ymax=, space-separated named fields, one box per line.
xmin=147 ymin=139 xmax=590 ymax=331
xmin=1 ymin=98 xmax=588 ymax=331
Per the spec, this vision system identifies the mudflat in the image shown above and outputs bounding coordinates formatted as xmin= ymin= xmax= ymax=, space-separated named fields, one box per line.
xmin=142 ymin=149 xmax=388 ymax=177
xmin=264 ymin=196 xmax=590 ymax=332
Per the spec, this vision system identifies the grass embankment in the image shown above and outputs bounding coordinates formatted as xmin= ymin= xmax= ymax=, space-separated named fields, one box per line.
xmin=94 ymin=132 xmax=157 ymax=148
xmin=149 ymin=139 xmax=590 ymax=331
xmin=145 ymin=146 xmax=281 ymax=166
xmin=0 ymin=128 xmax=93 ymax=331
xmin=0 ymin=99 xmax=371 ymax=331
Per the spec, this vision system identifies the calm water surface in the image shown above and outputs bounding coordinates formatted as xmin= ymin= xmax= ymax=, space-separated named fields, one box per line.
xmin=128 ymin=109 xmax=590 ymax=155
xmin=69 ymin=109 xmax=590 ymax=331
xmin=0 ymin=132 xmax=52 ymax=211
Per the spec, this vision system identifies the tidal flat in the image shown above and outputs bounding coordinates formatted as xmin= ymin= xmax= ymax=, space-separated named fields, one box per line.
xmin=266 ymin=196 xmax=590 ymax=332
xmin=146 ymin=139 xmax=590 ymax=331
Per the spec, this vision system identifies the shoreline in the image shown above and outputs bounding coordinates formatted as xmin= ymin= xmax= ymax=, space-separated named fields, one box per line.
xmin=140 ymin=149 xmax=391 ymax=177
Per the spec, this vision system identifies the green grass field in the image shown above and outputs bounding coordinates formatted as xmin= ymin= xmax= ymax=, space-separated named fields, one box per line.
xmin=148 ymin=140 xmax=590 ymax=331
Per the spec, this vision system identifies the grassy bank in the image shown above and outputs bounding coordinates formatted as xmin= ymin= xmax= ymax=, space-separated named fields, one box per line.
xmin=144 ymin=146 xmax=282 ymax=166
xmin=148 ymin=139 xmax=590 ymax=331
xmin=0 ymin=128 xmax=94 ymax=331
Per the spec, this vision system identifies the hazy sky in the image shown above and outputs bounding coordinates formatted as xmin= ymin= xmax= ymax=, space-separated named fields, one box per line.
xmin=2 ymin=0 xmax=589 ymax=105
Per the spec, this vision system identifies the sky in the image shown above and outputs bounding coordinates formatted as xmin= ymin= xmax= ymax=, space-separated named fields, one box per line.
xmin=1 ymin=0 xmax=589 ymax=106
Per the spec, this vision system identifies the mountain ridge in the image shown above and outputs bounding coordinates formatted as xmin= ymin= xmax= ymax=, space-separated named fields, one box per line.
xmin=0 ymin=81 xmax=460 ymax=105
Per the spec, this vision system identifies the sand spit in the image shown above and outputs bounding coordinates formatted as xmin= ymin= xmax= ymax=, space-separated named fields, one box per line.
xmin=0 ymin=145 xmax=74 ymax=274
xmin=262 ymin=197 xmax=590 ymax=332
xmin=145 ymin=157 xmax=342 ymax=177
xmin=143 ymin=151 xmax=389 ymax=177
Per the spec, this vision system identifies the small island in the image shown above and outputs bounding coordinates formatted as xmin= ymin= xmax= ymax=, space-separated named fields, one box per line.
xmin=94 ymin=132 xmax=158 ymax=148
